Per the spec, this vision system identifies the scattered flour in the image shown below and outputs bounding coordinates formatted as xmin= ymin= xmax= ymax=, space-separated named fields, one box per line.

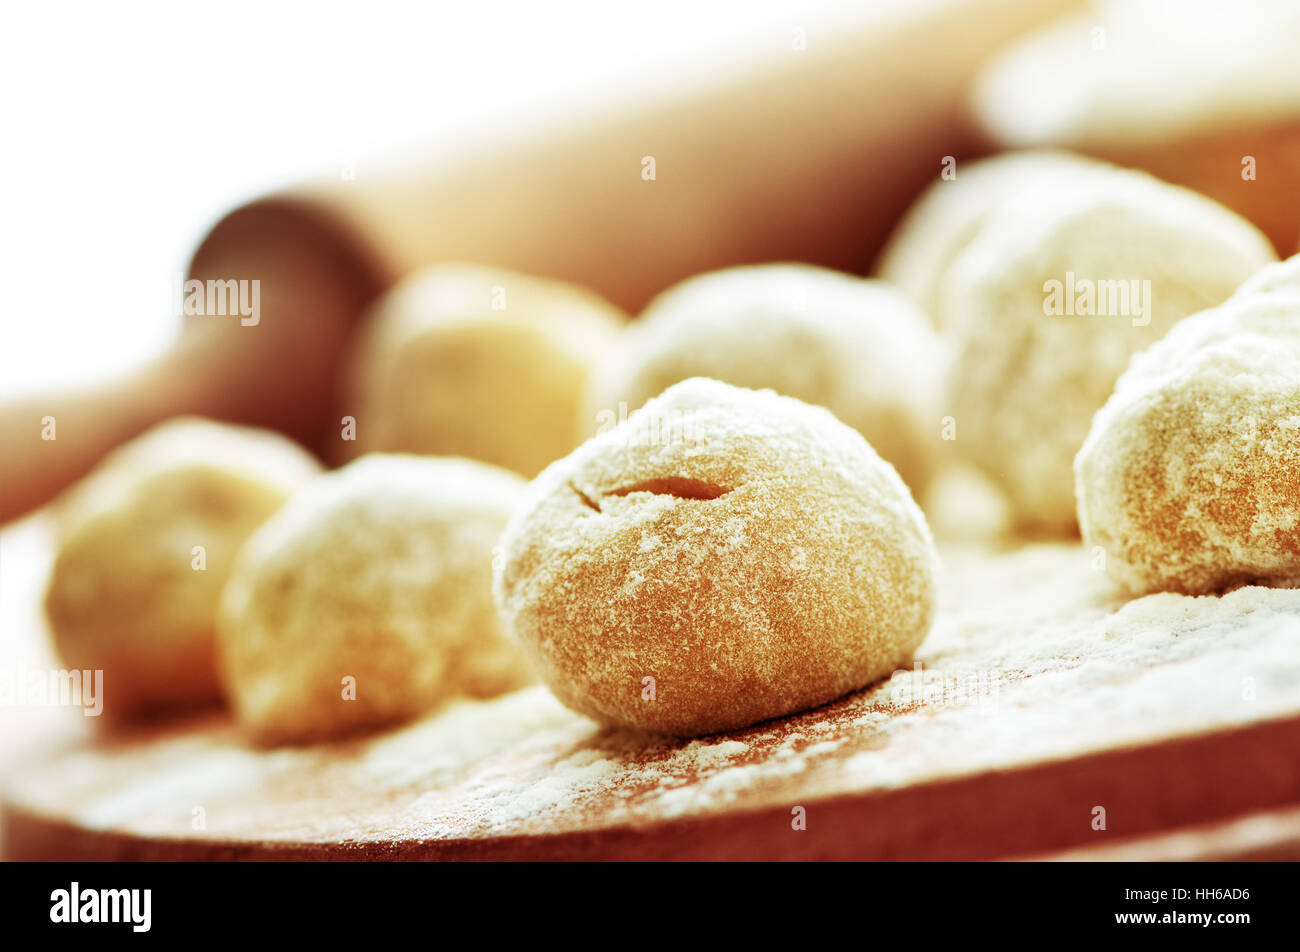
xmin=12 ymin=540 xmax=1300 ymax=846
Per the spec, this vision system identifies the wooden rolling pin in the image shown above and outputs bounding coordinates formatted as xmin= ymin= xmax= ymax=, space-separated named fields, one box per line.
xmin=0 ymin=0 xmax=1079 ymax=525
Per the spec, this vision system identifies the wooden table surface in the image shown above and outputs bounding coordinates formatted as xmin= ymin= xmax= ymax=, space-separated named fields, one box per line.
xmin=5 ymin=513 xmax=1299 ymax=861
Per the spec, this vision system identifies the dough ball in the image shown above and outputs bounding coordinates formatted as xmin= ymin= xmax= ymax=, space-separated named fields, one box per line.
xmin=43 ymin=418 xmax=321 ymax=717
xmin=585 ymin=264 xmax=942 ymax=494
xmin=972 ymin=1 xmax=1300 ymax=251
xmin=495 ymin=377 xmax=938 ymax=737
xmin=1077 ymin=268 xmax=1300 ymax=594
xmin=217 ymin=454 xmax=534 ymax=743
xmin=943 ymin=166 xmax=1275 ymax=533
xmin=345 ymin=264 xmax=626 ymax=476
xmin=1233 ymin=254 xmax=1300 ymax=299
xmin=875 ymin=151 xmax=1105 ymax=323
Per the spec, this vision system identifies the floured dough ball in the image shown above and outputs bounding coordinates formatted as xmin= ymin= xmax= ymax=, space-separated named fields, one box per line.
xmin=585 ymin=265 xmax=941 ymax=494
xmin=1233 ymin=253 xmax=1300 ymax=299
xmin=973 ymin=0 xmax=1300 ymax=251
xmin=944 ymin=166 xmax=1275 ymax=533
xmin=345 ymin=264 xmax=625 ymax=476
xmin=495 ymin=378 xmax=938 ymax=736
xmin=1077 ymin=259 xmax=1300 ymax=594
xmin=875 ymin=151 xmax=1104 ymax=323
xmin=44 ymin=419 xmax=321 ymax=717
xmin=217 ymin=454 xmax=534 ymax=743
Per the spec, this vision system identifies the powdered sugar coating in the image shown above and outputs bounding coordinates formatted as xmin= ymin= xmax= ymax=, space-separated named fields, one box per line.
xmin=495 ymin=378 xmax=938 ymax=736
xmin=585 ymin=264 xmax=942 ymax=493
xmin=1076 ymin=270 xmax=1300 ymax=594
xmin=218 ymin=454 xmax=535 ymax=743
xmin=345 ymin=264 xmax=625 ymax=476
xmin=943 ymin=166 xmax=1275 ymax=533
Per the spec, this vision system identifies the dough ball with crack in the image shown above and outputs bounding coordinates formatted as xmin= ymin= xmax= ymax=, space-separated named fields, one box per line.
xmin=495 ymin=377 xmax=938 ymax=737
xmin=943 ymin=165 xmax=1275 ymax=533
xmin=584 ymin=264 xmax=941 ymax=494
xmin=875 ymin=150 xmax=1105 ymax=324
xmin=1077 ymin=264 xmax=1300 ymax=594
xmin=344 ymin=264 xmax=625 ymax=476
xmin=43 ymin=418 xmax=321 ymax=717
xmin=217 ymin=454 xmax=534 ymax=744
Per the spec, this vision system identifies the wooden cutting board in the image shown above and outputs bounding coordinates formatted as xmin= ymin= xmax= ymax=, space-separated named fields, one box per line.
xmin=6 ymin=532 xmax=1300 ymax=861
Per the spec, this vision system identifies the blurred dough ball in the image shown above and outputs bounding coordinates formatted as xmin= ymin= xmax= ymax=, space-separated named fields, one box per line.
xmin=585 ymin=264 xmax=942 ymax=494
xmin=43 ymin=419 xmax=320 ymax=717
xmin=345 ymin=264 xmax=625 ymax=476
xmin=875 ymin=151 xmax=1104 ymax=323
xmin=973 ymin=0 xmax=1300 ymax=252
xmin=496 ymin=378 xmax=937 ymax=737
xmin=217 ymin=454 xmax=534 ymax=744
xmin=1077 ymin=265 xmax=1300 ymax=594
xmin=944 ymin=166 xmax=1275 ymax=534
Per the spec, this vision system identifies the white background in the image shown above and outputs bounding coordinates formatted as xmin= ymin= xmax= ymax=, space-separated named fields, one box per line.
xmin=0 ymin=0 xmax=884 ymax=399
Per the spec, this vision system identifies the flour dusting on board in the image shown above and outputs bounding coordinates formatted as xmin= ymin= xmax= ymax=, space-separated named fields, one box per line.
xmin=349 ymin=541 xmax=1300 ymax=841
xmin=13 ymin=541 xmax=1300 ymax=846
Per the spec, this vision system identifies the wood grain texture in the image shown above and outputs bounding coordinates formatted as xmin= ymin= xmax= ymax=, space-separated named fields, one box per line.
xmin=6 ymin=542 xmax=1299 ymax=861
xmin=6 ymin=712 xmax=1300 ymax=861
xmin=1025 ymin=805 xmax=1300 ymax=862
